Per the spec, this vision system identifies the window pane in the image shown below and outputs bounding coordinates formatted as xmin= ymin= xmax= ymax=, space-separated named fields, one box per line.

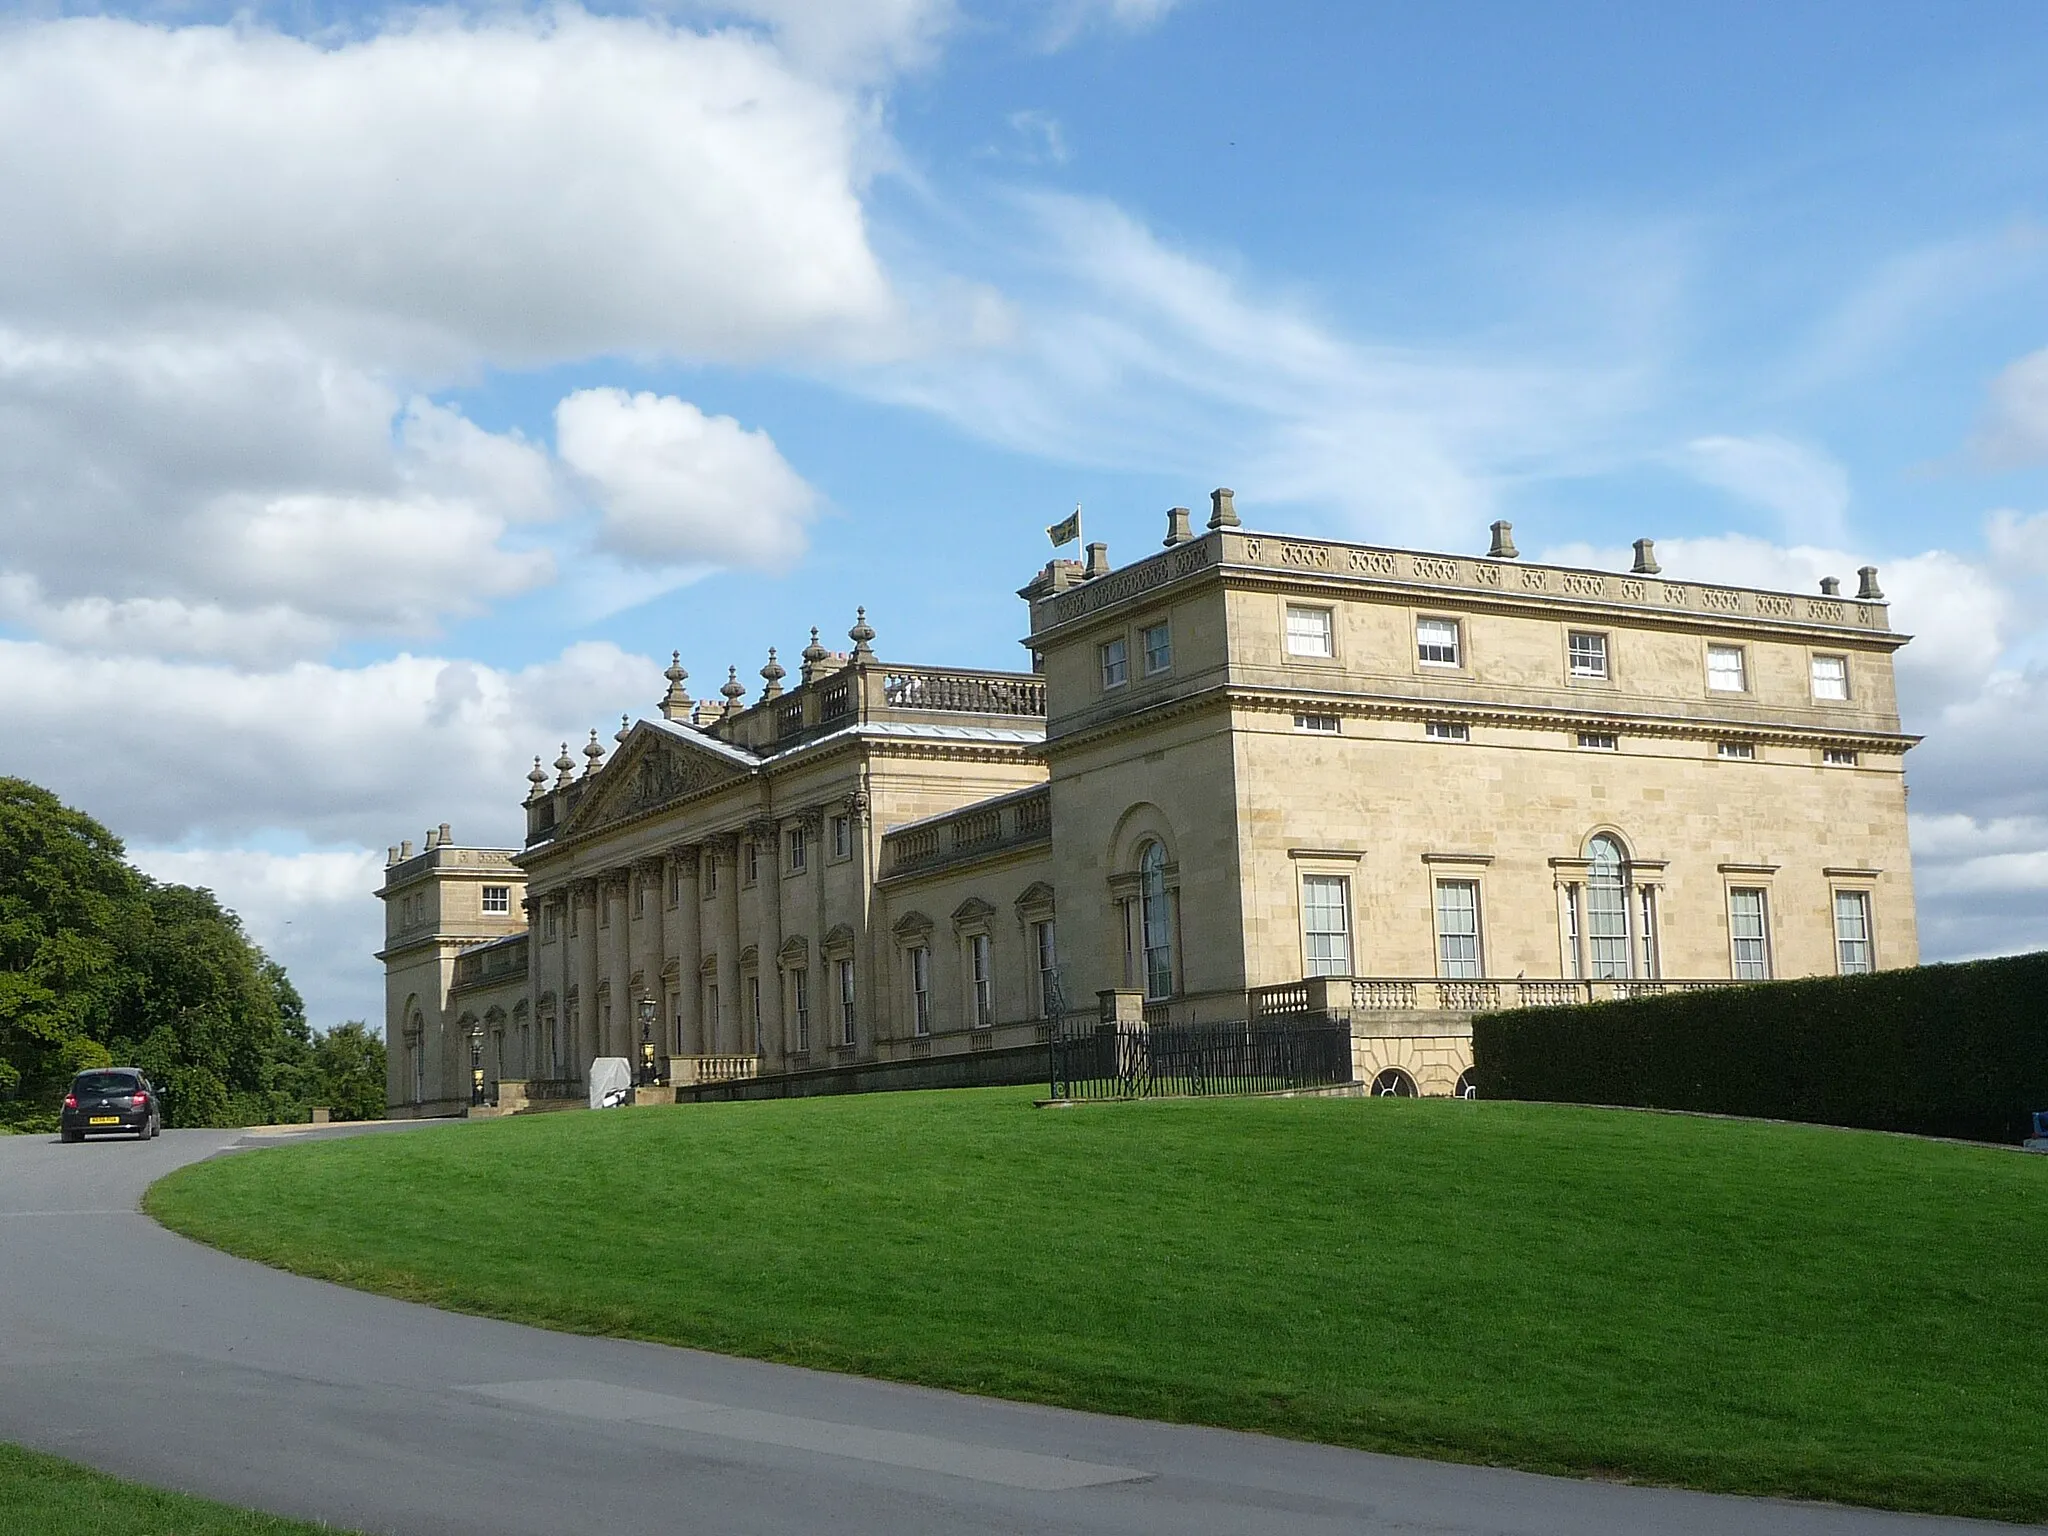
xmin=1435 ymin=880 xmax=1481 ymax=978
xmin=1140 ymin=842 xmax=1174 ymax=999
xmin=1586 ymin=836 xmax=1630 ymax=978
xmin=1285 ymin=606 xmax=1334 ymax=657
xmin=1302 ymin=875 xmax=1351 ymax=977
xmin=1812 ymin=655 xmax=1848 ymax=700
xmin=1834 ymin=890 xmax=1873 ymax=974
xmin=1100 ymin=637 xmax=1128 ymax=688
xmin=1730 ymin=888 xmax=1768 ymax=980
xmin=1417 ymin=618 xmax=1460 ymax=666
xmin=1568 ymin=632 xmax=1608 ymax=678
xmin=1707 ymin=645 xmax=1746 ymax=691
xmin=1142 ymin=623 xmax=1172 ymax=675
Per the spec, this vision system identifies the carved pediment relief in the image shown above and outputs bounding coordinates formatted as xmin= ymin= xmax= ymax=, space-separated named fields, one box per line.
xmin=560 ymin=726 xmax=753 ymax=839
xmin=822 ymin=922 xmax=857 ymax=956
xmin=951 ymin=896 xmax=997 ymax=931
xmin=892 ymin=910 xmax=933 ymax=941
xmin=1013 ymin=880 xmax=1056 ymax=919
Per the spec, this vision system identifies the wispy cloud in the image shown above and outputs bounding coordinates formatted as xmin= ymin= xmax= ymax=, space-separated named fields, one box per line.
xmin=1679 ymin=433 xmax=1851 ymax=545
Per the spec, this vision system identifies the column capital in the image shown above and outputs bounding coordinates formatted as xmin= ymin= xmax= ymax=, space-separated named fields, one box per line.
xmin=746 ymin=816 xmax=780 ymax=843
xmin=669 ymin=844 xmax=701 ymax=872
xmin=842 ymin=790 xmax=870 ymax=823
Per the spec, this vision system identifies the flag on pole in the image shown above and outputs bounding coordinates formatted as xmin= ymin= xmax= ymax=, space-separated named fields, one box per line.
xmin=1047 ymin=506 xmax=1082 ymax=549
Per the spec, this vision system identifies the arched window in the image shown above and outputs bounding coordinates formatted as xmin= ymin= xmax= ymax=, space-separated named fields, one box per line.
xmin=1138 ymin=841 xmax=1174 ymax=1000
xmin=409 ymin=1011 xmax=425 ymax=1103
xmin=1585 ymin=834 xmax=1632 ymax=979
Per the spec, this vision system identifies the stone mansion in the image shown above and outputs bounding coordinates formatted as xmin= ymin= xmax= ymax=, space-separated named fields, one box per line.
xmin=377 ymin=492 xmax=1917 ymax=1115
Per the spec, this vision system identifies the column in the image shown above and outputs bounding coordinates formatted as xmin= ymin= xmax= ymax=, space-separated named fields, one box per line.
xmin=751 ymin=817 xmax=785 ymax=1064
xmin=715 ymin=837 xmax=742 ymax=1056
xmin=634 ymin=857 xmax=664 ymax=1063
xmin=602 ymin=870 xmax=631 ymax=1059
xmin=846 ymin=786 xmax=874 ymax=1053
xmin=573 ymin=879 xmax=599 ymax=1078
xmin=670 ymin=847 xmax=702 ymax=1054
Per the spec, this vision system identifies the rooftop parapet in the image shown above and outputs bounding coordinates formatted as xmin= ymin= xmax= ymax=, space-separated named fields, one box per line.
xmin=1024 ymin=524 xmax=1896 ymax=641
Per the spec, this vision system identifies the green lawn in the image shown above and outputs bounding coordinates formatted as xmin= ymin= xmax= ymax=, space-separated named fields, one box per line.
xmin=0 ymin=1443 xmax=356 ymax=1534
xmin=146 ymin=1090 xmax=2048 ymax=1523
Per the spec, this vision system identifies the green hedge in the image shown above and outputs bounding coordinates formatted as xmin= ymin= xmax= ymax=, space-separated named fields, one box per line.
xmin=1472 ymin=952 xmax=2048 ymax=1144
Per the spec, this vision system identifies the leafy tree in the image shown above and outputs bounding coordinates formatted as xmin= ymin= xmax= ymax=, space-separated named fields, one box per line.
xmin=0 ymin=777 xmax=320 ymax=1129
xmin=312 ymin=1021 xmax=388 ymax=1121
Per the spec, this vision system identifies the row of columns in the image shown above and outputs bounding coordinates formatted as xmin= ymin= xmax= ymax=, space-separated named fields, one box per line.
xmin=531 ymin=791 xmax=872 ymax=1079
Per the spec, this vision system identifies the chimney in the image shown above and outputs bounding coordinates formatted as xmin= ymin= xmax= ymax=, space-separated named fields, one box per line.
xmin=1631 ymin=538 xmax=1661 ymax=575
xmin=1208 ymin=487 xmax=1239 ymax=529
xmin=387 ymin=845 xmax=399 ymax=865
xmin=1487 ymin=520 xmax=1519 ymax=559
xmin=1819 ymin=576 xmax=1841 ymax=597
xmin=1857 ymin=565 xmax=1885 ymax=601
xmin=438 ymin=823 xmax=452 ymax=848
xmin=1162 ymin=506 xmax=1192 ymax=546
xmin=400 ymin=839 xmax=414 ymax=859
xmin=1084 ymin=541 xmax=1111 ymax=579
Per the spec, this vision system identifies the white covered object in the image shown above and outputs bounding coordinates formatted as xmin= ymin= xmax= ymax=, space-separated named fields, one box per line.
xmin=588 ymin=1057 xmax=634 ymax=1110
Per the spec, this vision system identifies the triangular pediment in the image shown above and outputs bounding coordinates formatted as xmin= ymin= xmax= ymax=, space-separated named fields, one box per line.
xmin=558 ymin=722 xmax=756 ymax=839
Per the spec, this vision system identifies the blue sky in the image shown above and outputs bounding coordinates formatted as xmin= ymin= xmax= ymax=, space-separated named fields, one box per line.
xmin=2 ymin=0 xmax=2046 ymax=1029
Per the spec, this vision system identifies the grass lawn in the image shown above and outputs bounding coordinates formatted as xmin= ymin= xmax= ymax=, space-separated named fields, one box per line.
xmin=0 ymin=1443 xmax=356 ymax=1534
xmin=146 ymin=1089 xmax=2048 ymax=1523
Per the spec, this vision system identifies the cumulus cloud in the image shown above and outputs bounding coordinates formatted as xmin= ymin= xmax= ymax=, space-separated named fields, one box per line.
xmin=0 ymin=13 xmax=899 ymax=368
xmin=557 ymin=388 xmax=818 ymax=570
xmin=1970 ymin=347 xmax=2048 ymax=466
xmin=1680 ymin=434 xmax=1852 ymax=545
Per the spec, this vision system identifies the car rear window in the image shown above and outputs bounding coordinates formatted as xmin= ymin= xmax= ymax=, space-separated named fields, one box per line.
xmin=73 ymin=1072 xmax=140 ymax=1096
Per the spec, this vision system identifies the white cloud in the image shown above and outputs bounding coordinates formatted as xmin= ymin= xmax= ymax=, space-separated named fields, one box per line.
xmin=859 ymin=193 xmax=1658 ymax=545
xmin=0 ymin=333 xmax=559 ymax=655
xmin=1680 ymin=434 xmax=1851 ymax=545
xmin=556 ymin=388 xmax=818 ymax=570
xmin=1040 ymin=0 xmax=1187 ymax=48
xmin=0 ymin=13 xmax=899 ymax=369
xmin=1005 ymin=109 xmax=1071 ymax=165
xmin=669 ymin=0 xmax=957 ymax=80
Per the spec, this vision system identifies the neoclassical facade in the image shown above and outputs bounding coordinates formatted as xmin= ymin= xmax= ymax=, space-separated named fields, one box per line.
xmin=379 ymin=496 xmax=1918 ymax=1114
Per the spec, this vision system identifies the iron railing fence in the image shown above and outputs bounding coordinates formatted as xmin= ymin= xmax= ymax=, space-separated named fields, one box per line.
xmin=1050 ymin=1018 xmax=1354 ymax=1101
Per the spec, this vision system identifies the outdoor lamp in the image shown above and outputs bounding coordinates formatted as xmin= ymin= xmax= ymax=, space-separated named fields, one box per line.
xmin=466 ymin=1019 xmax=485 ymax=1107
xmin=637 ymin=996 xmax=657 ymax=1086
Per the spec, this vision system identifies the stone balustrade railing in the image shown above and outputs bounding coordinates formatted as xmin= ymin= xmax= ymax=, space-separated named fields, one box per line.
xmin=881 ymin=668 xmax=1046 ymax=717
xmin=1249 ymin=975 xmax=1745 ymax=1020
xmin=882 ymin=784 xmax=1054 ymax=877
xmin=668 ymin=1054 xmax=761 ymax=1086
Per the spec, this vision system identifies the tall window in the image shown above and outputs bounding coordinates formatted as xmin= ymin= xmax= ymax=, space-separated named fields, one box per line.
xmin=1417 ymin=617 xmax=1461 ymax=667
xmin=1286 ymin=605 xmax=1334 ymax=657
xmin=1100 ymin=636 xmax=1129 ymax=689
xmin=705 ymin=982 xmax=718 ymax=1044
xmin=791 ymin=968 xmax=810 ymax=1052
xmin=831 ymin=814 xmax=852 ymax=859
xmin=1141 ymin=622 xmax=1172 ymax=676
xmin=1033 ymin=920 xmax=1058 ymax=1018
xmin=1730 ymin=889 xmax=1770 ymax=980
xmin=633 ymin=878 xmax=645 ymax=917
xmin=743 ymin=841 xmax=759 ymax=885
xmin=1638 ymin=887 xmax=1660 ymax=979
xmin=1139 ymin=841 xmax=1174 ymax=1000
xmin=837 ymin=959 xmax=857 ymax=1046
xmin=1707 ymin=645 xmax=1747 ymax=692
xmin=543 ymin=904 xmax=558 ymax=942
xmin=1812 ymin=655 xmax=1849 ymax=701
xmin=1563 ymin=885 xmax=1583 ymax=979
xmin=748 ymin=976 xmax=762 ymax=1053
xmin=1568 ymin=632 xmax=1609 ymax=679
xmin=1834 ymin=890 xmax=1874 ymax=974
xmin=1301 ymin=875 xmax=1351 ymax=977
xmin=970 ymin=933 xmax=994 ymax=1028
xmin=1435 ymin=880 xmax=1482 ymax=979
xmin=1586 ymin=835 xmax=1631 ymax=979
xmin=910 ymin=947 xmax=932 ymax=1035
xmin=787 ymin=824 xmax=807 ymax=872
xmin=482 ymin=885 xmax=509 ymax=914
xmin=704 ymin=857 xmax=718 ymax=896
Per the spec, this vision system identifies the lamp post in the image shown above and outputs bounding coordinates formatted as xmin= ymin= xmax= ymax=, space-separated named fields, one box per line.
xmin=466 ymin=1019 xmax=485 ymax=1108
xmin=637 ymin=996 xmax=657 ymax=1087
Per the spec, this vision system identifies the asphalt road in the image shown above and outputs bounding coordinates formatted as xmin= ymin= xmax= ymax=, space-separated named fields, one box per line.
xmin=0 ymin=1125 xmax=2024 ymax=1536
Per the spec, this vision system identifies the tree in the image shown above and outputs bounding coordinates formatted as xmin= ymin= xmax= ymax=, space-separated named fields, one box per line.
xmin=312 ymin=1021 xmax=388 ymax=1121
xmin=0 ymin=777 xmax=317 ymax=1128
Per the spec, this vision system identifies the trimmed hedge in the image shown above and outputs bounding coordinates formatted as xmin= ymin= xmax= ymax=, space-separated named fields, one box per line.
xmin=1472 ymin=951 xmax=2048 ymax=1144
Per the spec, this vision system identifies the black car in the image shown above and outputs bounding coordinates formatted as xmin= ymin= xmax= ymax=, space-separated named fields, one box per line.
xmin=59 ymin=1069 xmax=161 ymax=1142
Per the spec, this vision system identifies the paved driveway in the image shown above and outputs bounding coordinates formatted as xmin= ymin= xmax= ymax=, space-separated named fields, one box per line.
xmin=0 ymin=1125 xmax=2021 ymax=1535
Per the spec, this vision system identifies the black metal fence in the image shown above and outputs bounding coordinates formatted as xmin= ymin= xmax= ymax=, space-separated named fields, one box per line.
xmin=1049 ymin=1018 xmax=1354 ymax=1101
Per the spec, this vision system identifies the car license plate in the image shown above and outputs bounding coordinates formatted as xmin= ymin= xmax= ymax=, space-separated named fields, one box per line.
xmin=88 ymin=1116 xmax=120 ymax=1125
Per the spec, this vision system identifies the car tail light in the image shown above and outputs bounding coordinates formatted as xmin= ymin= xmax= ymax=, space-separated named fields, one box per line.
xmin=132 ymin=1093 xmax=149 ymax=1107
xmin=64 ymin=1094 xmax=78 ymax=1109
